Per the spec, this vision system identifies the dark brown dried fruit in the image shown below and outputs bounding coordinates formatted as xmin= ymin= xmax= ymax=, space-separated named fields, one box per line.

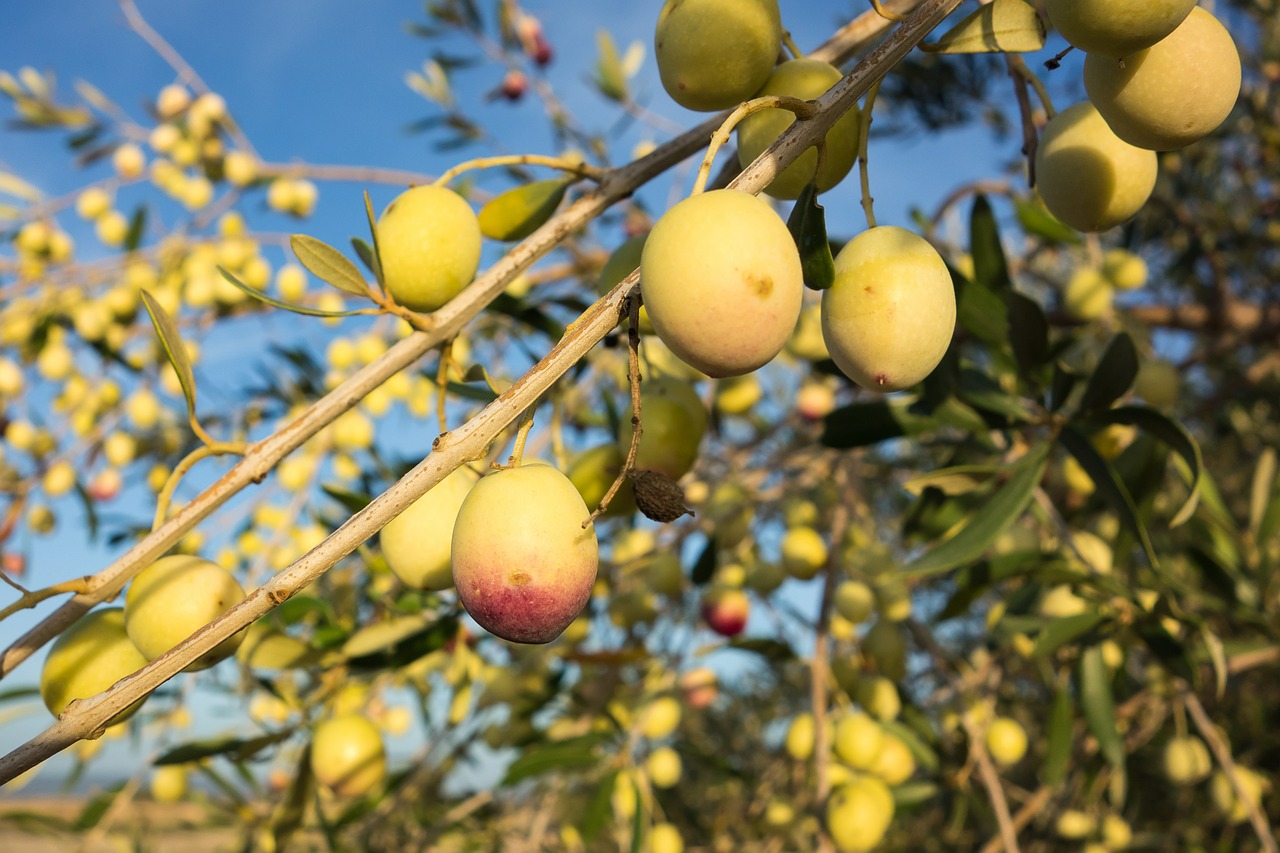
xmin=630 ymin=468 xmax=694 ymax=523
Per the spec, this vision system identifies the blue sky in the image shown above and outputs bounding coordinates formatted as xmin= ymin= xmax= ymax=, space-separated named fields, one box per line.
xmin=0 ymin=0 xmax=1067 ymax=791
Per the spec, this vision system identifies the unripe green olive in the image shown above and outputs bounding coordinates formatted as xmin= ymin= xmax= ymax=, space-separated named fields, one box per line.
xmin=124 ymin=555 xmax=245 ymax=671
xmin=654 ymin=0 xmax=781 ymax=112
xmin=311 ymin=715 xmax=386 ymax=798
xmin=1034 ymin=102 xmax=1157 ymax=232
xmin=641 ymin=189 xmax=803 ymax=378
xmin=826 ymin=776 xmax=895 ymax=853
xmin=1084 ymin=7 xmax=1242 ymax=151
xmin=736 ymin=59 xmax=860 ymax=200
xmin=377 ymin=185 xmax=482 ymax=312
xmin=1043 ymin=0 xmax=1197 ymax=59
xmin=820 ymin=226 xmax=955 ymax=392
xmin=451 ymin=462 xmax=598 ymax=644
xmin=618 ymin=377 xmax=707 ymax=480
xmin=985 ymin=716 xmax=1028 ymax=766
xmin=380 ymin=465 xmax=478 ymax=590
xmin=40 ymin=608 xmax=150 ymax=723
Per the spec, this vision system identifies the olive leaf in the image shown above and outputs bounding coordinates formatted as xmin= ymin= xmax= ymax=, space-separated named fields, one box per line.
xmin=290 ymin=234 xmax=372 ymax=297
xmin=362 ymin=189 xmax=384 ymax=288
xmin=786 ymin=182 xmax=836 ymax=291
xmin=921 ymin=0 xmax=1046 ymax=54
xmin=140 ymin=290 xmax=197 ymax=422
xmin=218 ymin=267 xmax=367 ymax=317
xmin=478 ymin=178 xmax=571 ymax=242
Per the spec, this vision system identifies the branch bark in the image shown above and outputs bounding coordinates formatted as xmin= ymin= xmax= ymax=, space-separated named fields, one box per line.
xmin=0 ymin=0 xmax=966 ymax=784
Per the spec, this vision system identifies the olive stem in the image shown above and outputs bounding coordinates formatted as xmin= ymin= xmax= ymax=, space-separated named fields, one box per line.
xmin=691 ymin=95 xmax=818 ymax=196
xmin=869 ymin=0 xmax=907 ymax=22
xmin=782 ymin=31 xmax=805 ymax=60
xmin=584 ymin=289 xmax=644 ymax=527
xmin=857 ymin=79 xmax=883 ymax=229
xmin=432 ymin=154 xmax=606 ymax=187
xmin=507 ymin=408 xmax=536 ymax=467
xmin=152 ymin=441 xmax=249 ymax=530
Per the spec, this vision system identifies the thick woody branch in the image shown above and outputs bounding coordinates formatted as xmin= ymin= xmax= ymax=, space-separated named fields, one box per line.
xmin=0 ymin=0 xmax=964 ymax=783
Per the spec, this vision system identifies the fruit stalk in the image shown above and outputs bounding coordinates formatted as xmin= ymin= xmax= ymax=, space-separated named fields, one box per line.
xmin=0 ymin=0 xmax=967 ymax=783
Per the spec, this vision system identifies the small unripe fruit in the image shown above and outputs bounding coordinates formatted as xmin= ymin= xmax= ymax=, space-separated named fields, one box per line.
xmin=155 ymin=84 xmax=191 ymax=118
xmin=124 ymin=555 xmax=246 ymax=670
xmin=567 ymin=442 xmax=636 ymax=518
xmin=113 ymin=143 xmax=146 ymax=179
xmin=785 ymin=713 xmax=817 ymax=760
xmin=1056 ymin=809 xmax=1096 ymax=840
xmin=311 ymin=715 xmax=386 ymax=798
xmin=1210 ymin=766 xmax=1271 ymax=824
xmin=821 ymin=226 xmax=956 ymax=391
xmin=76 ymin=187 xmax=112 ymax=220
xmin=827 ymin=776 xmax=895 ymax=853
xmin=618 ymin=377 xmax=707 ymax=480
xmin=641 ymin=189 xmax=804 ymax=378
xmin=1035 ymin=102 xmax=1157 ymax=232
xmin=985 ymin=717 xmax=1028 ymax=767
xmin=856 ymin=675 xmax=901 ymax=722
xmin=781 ymin=525 xmax=827 ymax=580
xmin=1043 ymin=0 xmax=1197 ymax=59
xmin=655 ymin=0 xmax=781 ymax=112
xmin=1163 ymin=735 xmax=1212 ymax=785
xmin=737 ymin=60 xmax=860 ymax=199
xmin=646 ymin=746 xmax=682 ymax=789
xmin=650 ymin=822 xmax=684 ymax=853
xmin=377 ymin=185 xmax=482 ymax=312
xmin=1101 ymin=814 xmax=1132 ymax=850
xmin=150 ymin=765 xmax=188 ymax=802
xmin=701 ymin=585 xmax=750 ymax=637
xmin=862 ymin=620 xmax=906 ymax=682
xmin=1084 ymin=8 xmax=1242 ymax=151
xmin=680 ymin=667 xmax=718 ymax=709
xmin=639 ymin=696 xmax=682 ymax=740
xmin=834 ymin=713 xmax=883 ymax=769
xmin=1063 ymin=268 xmax=1114 ymax=321
xmin=1101 ymin=249 xmax=1147 ymax=290
xmin=597 ymin=233 xmax=653 ymax=334
xmin=871 ymin=731 xmax=916 ymax=785
xmin=380 ymin=466 xmax=477 ymax=591
xmin=40 ymin=608 xmax=150 ymax=723
xmin=1134 ymin=359 xmax=1180 ymax=410
xmin=451 ymin=463 xmax=598 ymax=643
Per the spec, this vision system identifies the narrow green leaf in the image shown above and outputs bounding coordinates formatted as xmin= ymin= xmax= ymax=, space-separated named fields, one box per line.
xmin=270 ymin=744 xmax=315 ymax=852
xmin=905 ymin=444 xmax=1050 ymax=578
xmin=140 ymin=290 xmax=197 ymax=421
xmin=1041 ymin=684 xmax=1073 ymax=786
xmin=290 ymin=234 xmax=371 ymax=297
xmin=322 ymin=484 xmax=373 ymax=515
xmin=74 ymin=783 xmax=124 ymax=830
xmin=1200 ymin=624 xmax=1228 ymax=700
xmin=903 ymin=465 xmax=1000 ymax=497
xmin=363 ymin=190 xmax=385 ymax=287
xmin=1086 ymin=405 xmax=1202 ymax=528
xmin=1248 ymin=447 xmax=1276 ymax=538
xmin=1014 ymin=196 xmax=1081 ymax=244
xmin=787 ymin=182 xmax=836 ymax=291
xmin=342 ymin=614 xmax=435 ymax=658
xmin=1048 ymin=361 xmax=1078 ymax=412
xmin=629 ymin=774 xmax=645 ymax=853
xmin=955 ymin=274 xmax=1009 ymax=347
xmin=881 ymin=720 xmax=940 ymax=773
xmin=1076 ymin=332 xmax=1138 ymax=413
xmin=691 ymin=536 xmax=717 ymax=586
xmin=1079 ymin=645 xmax=1124 ymax=767
xmin=124 ymin=206 xmax=146 ymax=252
xmin=1032 ymin=612 xmax=1107 ymax=657
xmin=503 ymin=734 xmax=610 ymax=785
xmin=1006 ymin=290 xmax=1049 ymax=374
xmin=1060 ymin=426 xmax=1160 ymax=570
xmin=821 ymin=398 xmax=937 ymax=449
xmin=920 ymin=0 xmax=1047 ymax=53
xmin=218 ymin=267 xmax=366 ymax=317
xmin=970 ymin=195 xmax=1010 ymax=292
xmin=594 ymin=30 xmax=629 ymax=102
xmin=155 ymin=730 xmax=292 ymax=765
xmin=478 ymin=179 xmax=570 ymax=242
xmin=892 ymin=781 xmax=941 ymax=808
xmin=581 ymin=769 xmax=618 ymax=841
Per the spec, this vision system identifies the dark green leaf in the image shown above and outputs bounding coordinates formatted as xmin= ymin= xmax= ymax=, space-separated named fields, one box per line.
xmin=629 ymin=773 xmax=645 ymax=853
xmin=1014 ymin=196 xmax=1080 ymax=244
xmin=1006 ymin=290 xmax=1048 ymax=374
xmin=1079 ymin=645 xmax=1124 ymax=767
xmin=140 ymin=290 xmax=197 ymax=421
xmin=0 ymin=686 xmax=41 ymax=703
xmin=892 ymin=781 xmax=941 ymax=808
xmin=503 ymin=733 xmax=612 ymax=785
xmin=787 ymin=182 xmax=836 ymax=291
xmin=155 ymin=730 xmax=292 ymax=765
xmin=1048 ymin=361 xmax=1078 ymax=412
xmin=322 ymin=484 xmax=373 ymax=515
xmin=904 ymin=444 xmax=1050 ymax=578
xmin=1041 ymin=684 xmax=1073 ymax=786
xmin=478 ymin=179 xmax=570 ymax=242
xmin=728 ymin=638 xmax=795 ymax=662
xmin=881 ymin=720 xmax=940 ymax=773
xmin=270 ymin=744 xmax=315 ymax=851
xmin=691 ymin=536 xmax=717 ymax=586
xmin=581 ymin=769 xmax=618 ymax=841
xmin=218 ymin=267 xmax=366 ymax=317
xmin=74 ymin=783 xmax=124 ymax=830
xmin=124 ymin=206 xmax=146 ymax=252
xmin=955 ymin=274 xmax=1008 ymax=347
xmin=1032 ymin=612 xmax=1107 ymax=657
xmin=290 ymin=234 xmax=371 ymax=297
xmin=1085 ymin=405 xmax=1202 ymax=527
xmin=969 ymin=194 xmax=1010 ymax=292
xmin=363 ymin=190 xmax=384 ymax=287
xmin=1060 ymin=426 xmax=1160 ymax=569
xmin=821 ymin=398 xmax=936 ymax=449
xmin=1076 ymin=332 xmax=1138 ymax=413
